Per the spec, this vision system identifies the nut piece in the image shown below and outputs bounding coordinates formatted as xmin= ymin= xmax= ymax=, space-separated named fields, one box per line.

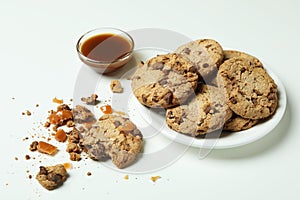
xmin=36 ymin=164 xmax=67 ymax=190
xmin=110 ymin=80 xmax=123 ymax=93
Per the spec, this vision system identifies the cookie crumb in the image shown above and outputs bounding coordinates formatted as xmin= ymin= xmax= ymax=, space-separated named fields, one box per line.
xmin=36 ymin=164 xmax=68 ymax=190
xmin=150 ymin=176 xmax=161 ymax=182
xmin=29 ymin=175 xmax=32 ymax=179
xmin=69 ymin=152 xmax=81 ymax=161
xmin=110 ymin=80 xmax=123 ymax=93
xmin=29 ymin=141 xmax=38 ymax=151
xmin=52 ymin=97 xmax=63 ymax=104
xmin=124 ymin=175 xmax=129 ymax=180
xmin=26 ymin=110 xmax=31 ymax=116
xmin=36 ymin=104 xmax=39 ymax=107
xmin=87 ymin=172 xmax=92 ymax=176
xmin=14 ymin=157 xmax=18 ymax=161
xmin=25 ymin=155 xmax=31 ymax=160
xmin=81 ymin=94 xmax=99 ymax=105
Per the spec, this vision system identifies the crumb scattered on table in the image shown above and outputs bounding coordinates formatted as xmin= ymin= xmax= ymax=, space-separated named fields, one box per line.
xmin=110 ymin=80 xmax=123 ymax=93
xmin=151 ymin=176 xmax=161 ymax=182
xmin=124 ymin=175 xmax=129 ymax=180
xmin=81 ymin=94 xmax=99 ymax=105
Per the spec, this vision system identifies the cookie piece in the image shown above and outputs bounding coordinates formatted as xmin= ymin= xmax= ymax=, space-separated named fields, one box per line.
xmin=218 ymin=57 xmax=278 ymax=119
xmin=166 ymin=85 xmax=232 ymax=136
xmin=110 ymin=80 xmax=123 ymax=93
xmin=175 ymin=39 xmax=224 ymax=79
xmin=36 ymin=164 xmax=68 ymax=190
xmin=223 ymin=114 xmax=258 ymax=131
xmin=82 ymin=114 xmax=143 ymax=169
xmin=131 ymin=53 xmax=198 ymax=108
xmin=223 ymin=50 xmax=263 ymax=67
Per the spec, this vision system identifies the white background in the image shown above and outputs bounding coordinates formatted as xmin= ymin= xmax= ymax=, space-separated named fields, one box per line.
xmin=0 ymin=0 xmax=299 ymax=199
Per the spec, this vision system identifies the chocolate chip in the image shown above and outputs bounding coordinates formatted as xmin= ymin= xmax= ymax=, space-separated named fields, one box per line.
xmin=163 ymin=92 xmax=173 ymax=105
xmin=174 ymin=117 xmax=183 ymax=124
xmin=189 ymin=66 xmax=197 ymax=73
xmin=229 ymin=97 xmax=237 ymax=104
xmin=167 ymin=111 xmax=174 ymax=118
xmin=197 ymin=51 xmax=202 ymax=55
xmin=152 ymin=96 xmax=159 ymax=103
xmin=205 ymin=44 xmax=212 ymax=48
xmin=202 ymin=63 xmax=209 ymax=68
xmin=39 ymin=166 xmax=48 ymax=175
xmin=158 ymin=79 xmax=168 ymax=85
xmin=47 ymin=173 xmax=63 ymax=185
xmin=162 ymin=69 xmax=170 ymax=75
xmin=268 ymin=93 xmax=276 ymax=100
xmin=113 ymin=121 xmax=121 ymax=127
xmin=152 ymin=62 xmax=164 ymax=70
xmin=241 ymin=67 xmax=246 ymax=73
xmin=252 ymin=98 xmax=258 ymax=105
xmin=204 ymin=106 xmax=211 ymax=114
xmin=142 ymin=95 xmax=147 ymax=103
xmin=183 ymin=48 xmax=191 ymax=55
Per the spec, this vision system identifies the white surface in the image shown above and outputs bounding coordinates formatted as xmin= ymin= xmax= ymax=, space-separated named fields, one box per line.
xmin=0 ymin=0 xmax=299 ymax=200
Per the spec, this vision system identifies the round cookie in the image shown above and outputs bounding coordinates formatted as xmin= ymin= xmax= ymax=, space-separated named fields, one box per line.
xmin=82 ymin=114 xmax=143 ymax=169
xmin=175 ymin=39 xmax=224 ymax=79
xmin=218 ymin=57 xmax=278 ymax=119
xmin=131 ymin=53 xmax=199 ymax=108
xmin=166 ymin=85 xmax=232 ymax=136
xmin=223 ymin=114 xmax=258 ymax=132
xmin=223 ymin=50 xmax=263 ymax=67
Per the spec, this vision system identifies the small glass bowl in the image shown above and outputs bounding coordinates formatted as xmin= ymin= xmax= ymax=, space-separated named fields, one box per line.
xmin=76 ymin=27 xmax=134 ymax=74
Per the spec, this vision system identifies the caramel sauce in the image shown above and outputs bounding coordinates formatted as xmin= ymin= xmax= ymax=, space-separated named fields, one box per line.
xmin=80 ymin=34 xmax=131 ymax=62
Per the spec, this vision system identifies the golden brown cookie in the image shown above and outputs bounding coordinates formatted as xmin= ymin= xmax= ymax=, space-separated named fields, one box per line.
xmin=223 ymin=50 xmax=263 ymax=67
xmin=131 ymin=53 xmax=199 ymax=108
xmin=82 ymin=114 xmax=143 ymax=169
xmin=36 ymin=164 xmax=68 ymax=190
xmin=223 ymin=114 xmax=258 ymax=131
xmin=175 ymin=39 xmax=224 ymax=79
xmin=218 ymin=57 xmax=278 ymax=119
xmin=166 ymin=85 xmax=232 ymax=136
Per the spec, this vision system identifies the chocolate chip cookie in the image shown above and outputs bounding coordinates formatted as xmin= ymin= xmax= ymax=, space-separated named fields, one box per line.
xmin=223 ymin=114 xmax=258 ymax=132
xmin=223 ymin=50 xmax=263 ymax=67
xmin=218 ymin=57 xmax=278 ymax=119
xmin=131 ymin=53 xmax=199 ymax=108
xmin=175 ymin=39 xmax=224 ymax=79
xmin=36 ymin=164 xmax=68 ymax=190
xmin=166 ymin=85 xmax=232 ymax=136
xmin=82 ymin=114 xmax=143 ymax=169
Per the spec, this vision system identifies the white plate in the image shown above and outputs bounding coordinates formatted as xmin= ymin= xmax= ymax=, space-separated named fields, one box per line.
xmin=125 ymin=49 xmax=287 ymax=149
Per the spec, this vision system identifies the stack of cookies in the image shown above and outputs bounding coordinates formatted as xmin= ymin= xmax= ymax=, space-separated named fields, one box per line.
xmin=131 ymin=39 xmax=278 ymax=137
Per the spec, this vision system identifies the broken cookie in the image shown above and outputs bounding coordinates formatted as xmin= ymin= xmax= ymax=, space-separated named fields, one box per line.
xmin=82 ymin=114 xmax=143 ymax=169
xmin=81 ymin=94 xmax=99 ymax=105
xmin=110 ymin=80 xmax=123 ymax=93
xmin=36 ymin=164 xmax=68 ymax=190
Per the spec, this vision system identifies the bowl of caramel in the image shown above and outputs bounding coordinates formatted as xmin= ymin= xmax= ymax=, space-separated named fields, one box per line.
xmin=76 ymin=28 xmax=134 ymax=74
